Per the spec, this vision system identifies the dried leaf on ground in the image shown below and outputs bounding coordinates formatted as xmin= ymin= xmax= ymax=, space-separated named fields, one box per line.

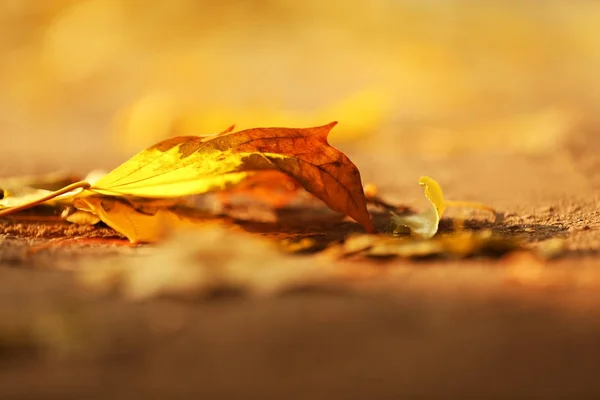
xmin=85 ymin=122 xmax=375 ymax=232
xmin=390 ymin=176 xmax=446 ymax=239
xmin=328 ymin=230 xmax=522 ymax=259
xmin=391 ymin=176 xmax=495 ymax=239
xmin=0 ymin=123 xmax=375 ymax=239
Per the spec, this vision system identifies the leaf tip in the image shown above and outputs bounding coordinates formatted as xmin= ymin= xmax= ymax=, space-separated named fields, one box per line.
xmin=313 ymin=121 xmax=338 ymax=140
xmin=325 ymin=121 xmax=338 ymax=132
xmin=218 ymin=124 xmax=236 ymax=135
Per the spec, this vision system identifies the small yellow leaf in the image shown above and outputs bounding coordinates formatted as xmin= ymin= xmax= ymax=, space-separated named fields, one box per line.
xmin=390 ymin=176 xmax=445 ymax=239
xmin=331 ymin=230 xmax=521 ymax=259
xmin=390 ymin=176 xmax=495 ymax=239
xmin=419 ymin=176 xmax=446 ymax=217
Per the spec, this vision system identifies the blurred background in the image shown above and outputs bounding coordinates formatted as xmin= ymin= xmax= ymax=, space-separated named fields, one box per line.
xmin=0 ymin=0 xmax=599 ymax=173
xmin=2 ymin=5 xmax=600 ymax=397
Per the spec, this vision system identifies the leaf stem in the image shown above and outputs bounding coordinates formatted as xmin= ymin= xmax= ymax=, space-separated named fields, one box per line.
xmin=0 ymin=181 xmax=91 ymax=217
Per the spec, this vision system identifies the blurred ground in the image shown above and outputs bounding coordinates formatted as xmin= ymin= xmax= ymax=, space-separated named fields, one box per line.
xmin=1 ymin=1 xmax=600 ymax=398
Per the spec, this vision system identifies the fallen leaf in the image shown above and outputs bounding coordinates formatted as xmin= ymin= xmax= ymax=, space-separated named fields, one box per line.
xmin=390 ymin=176 xmax=495 ymax=239
xmin=439 ymin=230 xmax=521 ymax=258
xmin=329 ymin=230 xmax=521 ymax=259
xmin=86 ymin=122 xmax=375 ymax=232
xmin=390 ymin=176 xmax=445 ymax=239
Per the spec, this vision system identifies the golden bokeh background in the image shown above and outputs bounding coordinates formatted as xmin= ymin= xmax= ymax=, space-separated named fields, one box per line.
xmin=1 ymin=0 xmax=599 ymax=171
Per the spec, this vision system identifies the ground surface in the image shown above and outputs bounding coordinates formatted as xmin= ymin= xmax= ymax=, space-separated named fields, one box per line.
xmin=0 ymin=130 xmax=599 ymax=399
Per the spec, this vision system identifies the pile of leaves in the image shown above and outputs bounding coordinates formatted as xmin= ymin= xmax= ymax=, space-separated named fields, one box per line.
xmin=0 ymin=122 xmax=530 ymax=265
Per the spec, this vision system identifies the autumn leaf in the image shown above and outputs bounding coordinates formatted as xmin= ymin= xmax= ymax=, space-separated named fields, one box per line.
xmin=390 ymin=176 xmax=445 ymax=239
xmin=390 ymin=176 xmax=496 ymax=239
xmin=86 ymin=122 xmax=375 ymax=233
xmin=327 ymin=230 xmax=522 ymax=259
xmin=0 ymin=123 xmax=375 ymax=236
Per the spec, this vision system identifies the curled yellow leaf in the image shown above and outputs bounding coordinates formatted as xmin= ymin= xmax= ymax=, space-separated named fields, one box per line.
xmin=391 ymin=176 xmax=495 ymax=239
xmin=390 ymin=176 xmax=445 ymax=239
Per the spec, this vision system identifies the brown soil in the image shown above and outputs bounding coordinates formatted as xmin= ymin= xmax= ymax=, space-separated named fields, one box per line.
xmin=1 ymin=130 xmax=599 ymax=399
